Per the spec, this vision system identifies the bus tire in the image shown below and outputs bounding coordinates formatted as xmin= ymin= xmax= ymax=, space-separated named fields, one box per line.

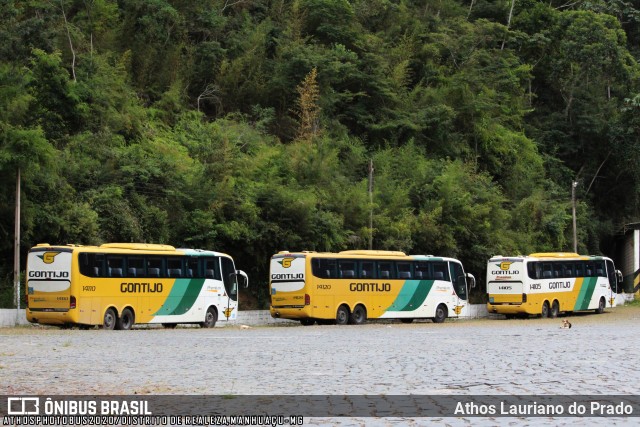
xmin=103 ymin=308 xmax=117 ymax=330
xmin=350 ymin=305 xmax=367 ymax=325
xmin=336 ymin=305 xmax=350 ymax=325
xmin=300 ymin=318 xmax=315 ymax=326
xmin=162 ymin=323 xmax=177 ymax=329
xmin=596 ymin=297 xmax=606 ymax=314
xmin=541 ymin=301 xmax=550 ymax=318
xmin=117 ymin=308 xmax=135 ymax=330
xmin=550 ymin=300 xmax=560 ymax=318
xmin=201 ymin=307 xmax=218 ymax=328
xmin=400 ymin=318 xmax=414 ymax=324
xmin=433 ymin=304 xmax=448 ymax=323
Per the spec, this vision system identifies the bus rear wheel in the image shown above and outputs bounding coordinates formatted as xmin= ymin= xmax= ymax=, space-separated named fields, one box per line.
xmin=336 ymin=305 xmax=350 ymax=325
xmin=550 ymin=300 xmax=560 ymax=318
xmin=201 ymin=307 xmax=218 ymax=328
xmin=350 ymin=305 xmax=367 ymax=325
xmin=595 ymin=297 xmax=606 ymax=314
xmin=433 ymin=304 xmax=448 ymax=323
xmin=103 ymin=308 xmax=117 ymax=330
xmin=117 ymin=308 xmax=135 ymax=330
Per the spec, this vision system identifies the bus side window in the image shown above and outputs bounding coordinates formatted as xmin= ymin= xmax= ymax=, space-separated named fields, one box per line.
xmin=312 ymin=258 xmax=336 ymax=279
xmin=563 ymin=263 xmax=574 ymax=278
xmin=187 ymin=257 xmax=198 ymax=278
xmin=147 ymin=257 xmax=164 ymax=278
xmin=575 ymin=262 xmax=585 ymax=277
xmin=360 ymin=261 xmax=375 ymax=279
xmin=204 ymin=257 xmax=221 ymax=280
xmin=413 ymin=261 xmax=429 ymax=279
xmin=127 ymin=257 xmax=144 ymax=278
xmin=378 ymin=261 xmax=395 ymax=279
xmin=595 ymin=261 xmax=605 ymax=277
xmin=339 ymin=260 xmax=356 ymax=278
xmin=79 ymin=253 xmax=103 ymax=277
xmin=432 ymin=262 xmax=449 ymax=281
xmin=107 ymin=256 xmax=124 ymax=277
xmin=167 ymin=257 xmax=183 ymax=277
xmin=527 ymin=262 xmax=538 ymax=280
xmin=397 ymin=262 xmax=412 ymax=279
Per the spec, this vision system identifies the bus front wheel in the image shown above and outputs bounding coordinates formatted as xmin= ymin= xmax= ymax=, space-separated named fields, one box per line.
xmin=201 ymin=307 xmax=218 ymax=328
xmin=118 ymin=308 xmax=135 ymax=330
xmin=541 ymin=301 xmax=550 ymax=318
xmin=336 ymin=305 xmax=350 ymax=325
xmin=103 ymin=308 xmax=117 ymax=330
xmin=596 ymin=297 xmax=606 ymax=314
xmin=433 ymin=304 xmax=448 ymax=323
xmin=350 ymin=305 xmax=367 ymax=325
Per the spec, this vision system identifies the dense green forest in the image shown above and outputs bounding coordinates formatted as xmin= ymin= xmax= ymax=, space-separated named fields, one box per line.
xmin=2 ymin=0 xmax=640 ymax=307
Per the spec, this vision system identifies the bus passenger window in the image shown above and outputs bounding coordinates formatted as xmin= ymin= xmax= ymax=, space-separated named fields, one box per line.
xmin=414 ymin=261 xmax=429 ymax=280
xmin=203 ymin=257 xmax=221 ymax=280
xmin=378 ymin=262 xmax=394 ymax=279
xmin=312 ymin=259 xmax=337 ymax=279
xmin=360 ymin=262 xmax=375 ymax=279
xmin=432 ymin=262 xmax=449 ymax=281
xmin=147 ymin=257 xmax=164 ymax=278
xmin=339 ymin=260 xmax=356 ymax=278
xmin=397 ymin=263 xmax=412 ymax=279
xmin=107 ymin=256 xmax=124 ymax=277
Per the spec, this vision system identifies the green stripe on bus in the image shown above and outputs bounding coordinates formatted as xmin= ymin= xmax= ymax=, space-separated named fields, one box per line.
xmin=574 ymin=277 xmax=597 ymax=311
xmin=386 ymin=280 xmax=434 ymax=312
xmin=154 ymin=278 xmax=205 ymax=316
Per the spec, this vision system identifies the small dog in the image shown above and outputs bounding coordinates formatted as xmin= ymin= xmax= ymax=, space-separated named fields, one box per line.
xmin=560 ymin=319 xmax=572 ymax=329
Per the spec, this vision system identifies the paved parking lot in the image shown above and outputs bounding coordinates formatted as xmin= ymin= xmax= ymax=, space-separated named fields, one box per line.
xmin=1 ymin=306 xmax=639 ymax=425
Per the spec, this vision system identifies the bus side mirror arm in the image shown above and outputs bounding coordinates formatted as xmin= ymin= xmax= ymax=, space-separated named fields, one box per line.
xmin=466 ymin=273 xmax=476 ymax=288
xmin=237 ymin=270 xmax=249 ymax=288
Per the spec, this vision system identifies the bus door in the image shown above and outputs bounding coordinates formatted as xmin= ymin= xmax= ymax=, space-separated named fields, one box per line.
xmin=449 ymin=261 xmax=474 ymax=316
xmin=221 ymin=257 xmax=239 ymax=321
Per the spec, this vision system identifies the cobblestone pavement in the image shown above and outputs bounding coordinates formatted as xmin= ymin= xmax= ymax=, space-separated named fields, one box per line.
xmin=2 ymin=306 xmax=640 ymax=426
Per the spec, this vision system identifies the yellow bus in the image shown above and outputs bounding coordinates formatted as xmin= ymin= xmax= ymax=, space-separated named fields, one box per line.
xmin=486 ymin=252 xmax=622 ymax=318
xmin=25 ymin=243 xmax=248 ymax=330
xmin=269 ymin=250 xmax=475 ymax=325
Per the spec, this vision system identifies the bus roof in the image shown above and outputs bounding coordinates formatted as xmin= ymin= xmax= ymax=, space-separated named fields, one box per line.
xmin=31 ymin=243 xmax=231 ymax=257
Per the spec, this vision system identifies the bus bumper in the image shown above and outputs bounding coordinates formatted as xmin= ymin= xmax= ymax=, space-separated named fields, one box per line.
xmin=269 ymin=306 xmax=311 ymax=320
xmin=486 ymin=303 xmax=534 ymax=315
xmin=26 ymin=309 xmax=73 ymax=325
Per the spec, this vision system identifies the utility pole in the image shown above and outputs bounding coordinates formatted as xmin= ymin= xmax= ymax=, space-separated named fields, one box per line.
xmin=368 ymin=159 xmax=374 ymax=250
xmin=572 ymin=180 xmax=578 ymax=253
xmin=14 ymin=168 xmax=21 ymax=319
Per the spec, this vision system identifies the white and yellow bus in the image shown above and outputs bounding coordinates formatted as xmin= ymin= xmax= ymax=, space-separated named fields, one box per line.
xmin=26 ymin=243 xmax=248 ymax=329
xmin=486 ymin=252 xmax=622 ymax=318
xmin=269 ymin=250 xmax=475 ymax=325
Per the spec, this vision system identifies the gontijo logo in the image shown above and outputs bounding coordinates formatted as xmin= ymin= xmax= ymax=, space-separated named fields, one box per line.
xmin=277 ymin=257 xmax=295 ymax=268
xmin=37 ymin=252 xmax=60 ymax=264
xmin=498 ymin=261 xmax=513 ymax=271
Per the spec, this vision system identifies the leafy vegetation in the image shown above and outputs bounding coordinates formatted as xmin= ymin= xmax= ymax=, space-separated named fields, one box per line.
xmin=2 ymin=0 xmax=640 ymax=307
